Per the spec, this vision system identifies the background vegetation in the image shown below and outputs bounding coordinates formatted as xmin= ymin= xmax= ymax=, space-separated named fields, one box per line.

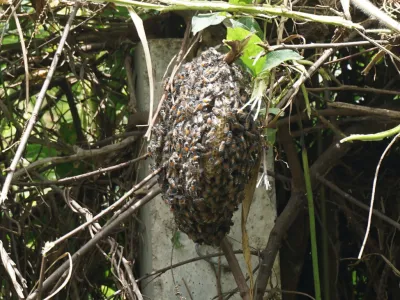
xmin=1 ymin=0 xmax=400 ymax=299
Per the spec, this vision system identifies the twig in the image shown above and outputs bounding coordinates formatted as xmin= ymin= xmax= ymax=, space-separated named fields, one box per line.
xmin=270 ymin=49 xmax=335 ymax=123
xmin=27 ymin=186 xmax=162 ymax=300
xmin=255 ymin=121 xmax=376 ymax=298
xmin=220 ymin=238 xmax=250 ymax=300
xmin=137 ymin=249 xmax=260 ymax=283
xmin=327 ymin=102 xmax=400 ymax=119
xmin=0 ymin=3 xmax=80 ymax=204
xmin=351 ymin=0 xmax=400 ymax=32
xmin=42 ymin=168 xmax=161 ymax=255
xmin=91 ymin=0 xmax=363 ymax=30
xmin=358 ymin=132 xmax=400 ymax=259
xmin=12 ymin=5 xmax=29 ymax=108
xmin=309 ymin=84 xmax=400 ymax=95
xmin=66 ymin=189 xmax=143 ymax=300
xmin=36 ymin=256 xmax=47 ymax=300
xmin=317 ymin=175 xmax=400 ymax=231
xmin=12 ymin=135 xmax=140 ymax=179
xmin=13 ymin=154 xmax=149 ymax=186
xmin=314 ymin=110 xmax=347 ymax=139
xmin=0 ymin=240 xmax=27 ymax=298
xmin=266 ymin=40 xmax=388 ymax=51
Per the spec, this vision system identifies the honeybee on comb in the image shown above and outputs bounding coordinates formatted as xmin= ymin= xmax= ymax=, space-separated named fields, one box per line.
xmin=150 ymin=47 xmax=261 ymax=246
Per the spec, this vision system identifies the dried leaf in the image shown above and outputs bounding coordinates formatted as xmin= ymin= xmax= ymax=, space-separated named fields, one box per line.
xmin=242 ymin=150 xmax=261 ymax=299
xmin=128 ymin=8 xmax=154 ymax=141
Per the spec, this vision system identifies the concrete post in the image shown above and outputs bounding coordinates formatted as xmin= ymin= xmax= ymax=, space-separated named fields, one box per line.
xmin=134 ymin=39 xmax=280 ymax=300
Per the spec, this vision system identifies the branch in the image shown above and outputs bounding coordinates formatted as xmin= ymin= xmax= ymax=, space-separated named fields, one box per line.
xmin=307 ymin=86 xmax=400 ymax=95
xmin=255 ymin=124 xmax=306 ymax=300
xmin=317 ymin=176 xmax=400 ymax=231
xmin=27 ymin=186 xmax=161 ymax=300
xmin=0 ymin=3 xmax=80 ymax=205
xmin=12 ymin=136 xmax=140 ymax=179
xmin=220 ymin=238 xmax=250 ymax=300
xmin=328 ymin=102 xmax=400 ymax=119
xmin=255 ymin=121 xmax=387 ymax=298
xmin=12 ymin=154 xmax=149 ymax=186
xmin=89 ymin=0 xmax=363 ymax=30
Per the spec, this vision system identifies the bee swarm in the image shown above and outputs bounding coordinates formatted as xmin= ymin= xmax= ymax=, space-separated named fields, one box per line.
xmin=150 ymin=47 xmax=261 ymax=246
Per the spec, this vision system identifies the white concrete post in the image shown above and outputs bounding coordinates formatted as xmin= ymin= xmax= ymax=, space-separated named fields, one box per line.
xmin=135 ymin=39 xmax=280 ymax=300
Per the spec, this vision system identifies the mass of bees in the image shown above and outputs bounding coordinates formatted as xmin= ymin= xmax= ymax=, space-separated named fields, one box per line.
xmin=149 ymin=47 xmax=261 ymax=246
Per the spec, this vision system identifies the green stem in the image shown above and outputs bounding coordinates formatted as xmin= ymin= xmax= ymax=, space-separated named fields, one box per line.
xmin=91 ymin=0 xmax=362 ymax=30
xmin=301 ymin=134 xmax=322 ymax=300
xmin=320 ymin=184 xmax=330 ymax=300
xmin=340 ymin=124 xmax=400 ymax=143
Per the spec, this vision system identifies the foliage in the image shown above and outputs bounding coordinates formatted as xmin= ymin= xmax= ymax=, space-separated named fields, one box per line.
xmin=1 ymin=0 xmax=400 ymax=299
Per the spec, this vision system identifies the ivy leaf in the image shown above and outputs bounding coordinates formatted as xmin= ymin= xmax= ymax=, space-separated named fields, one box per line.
xmin=192 ymin=12 xmax=230 ymax=35
xmin=259 ymin=49 xmax=303 ymax=76
xmin=226 ymin=27 xmax=265 ymax=75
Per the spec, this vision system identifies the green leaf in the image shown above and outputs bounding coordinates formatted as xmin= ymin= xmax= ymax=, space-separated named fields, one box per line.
xmin=26 ymin=144 xmax=57 ymax=161
xmin=101 ymin=285 xmax=116 ymax=298
xmin=260 ymin=50 xmax=303 ymax=75
xmin=59 ymin=123 xmax=77 ymax=145
xmin=265 ymin=128 xmax=278 ymax=146
xmin=227 ymin=17 xmax=263 ymax=39
xmin=269 ymin=107 xmax=283 ymax=115
xmin=192 ymin=12 xmax=230 ymax=35
xmin=171 ymin=231 xmax=183 ymax=249
xmin=55 ymin=162 xmax=86 ymax=179
xmin=226 ymin=27 xmax=265 ymax=75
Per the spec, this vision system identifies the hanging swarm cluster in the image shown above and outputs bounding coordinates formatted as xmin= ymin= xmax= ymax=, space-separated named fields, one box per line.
xmin=149 ymin=47 xmax=261 ymax=246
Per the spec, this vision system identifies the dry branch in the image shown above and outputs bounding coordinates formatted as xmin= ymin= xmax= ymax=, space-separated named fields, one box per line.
xmin=27 ymin=186 xmax=161 ymax=300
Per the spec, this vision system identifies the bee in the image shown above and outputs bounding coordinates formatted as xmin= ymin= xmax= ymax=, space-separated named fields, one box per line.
xmin=175 ymin=141 xmax=181 ymax=152
xmin=196 ymin=224 xmax=203 ymax=233
xmin=223 ymin=123 xmax=230 ymax=135
xmin=231 ymin=140 xmax=237 ymax=151
xmin=194 ymin=143 xmax=206 ymax=152
xmin=214 ymin=157 xmax=223 ymax=167
xmin=176 ymin=105 xmax=185 ymax=117
xmin=168 ymin=178 xmax=177 ymax=189
xmin=195 ymin=111 xmax=204 ymax=124
xmin=183 ymin=142 xmax=190 ymax=153
xmin=178 ymin=72 xmax=185 ymax=80
xmin=159 ymin=109 xmax=167 ymax=121
xmin=188 ymin=181 xmax=197 ymax=196
xmin=226 ymin=131 xmax=233 ymax=145
xmin=193 ymin=198 xmax=207 ymax=212
xmin=184 ymin=124 xmax=191 ymax=136
xmin=244 ymin=131 xmax=256 ymax=139
xmin=212 ymin=107 xmax=222 ymax=116
xmin=223 ymin=162 xmax=231 ymax=173
xmin=178 ymin=197 xmax=186 ymax=206
xmin=166 ymin=167 xmax=177 ymax=179
xmin=194 ymin=102 xmax=204 ymax=113
xmin=163 ymin=140 xmax=171 ymax=152
xmin=231 ymin=122 xmax=244 ymax=133
xmin=206 ymin=127 xmax=216 ymax=139
xmin=219 ymin=141 xmax=226 ymax=153
xmin=226 ymin=201 xmax=238 ymax=212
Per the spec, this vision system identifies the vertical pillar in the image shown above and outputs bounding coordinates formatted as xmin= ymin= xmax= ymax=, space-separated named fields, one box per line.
xmin=134 ymin=39 xmax=280 ymax=299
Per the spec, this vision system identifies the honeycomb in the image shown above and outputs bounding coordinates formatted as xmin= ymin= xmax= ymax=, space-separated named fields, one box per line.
xmin=150 ymin=47 xmax=261 ymax=246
